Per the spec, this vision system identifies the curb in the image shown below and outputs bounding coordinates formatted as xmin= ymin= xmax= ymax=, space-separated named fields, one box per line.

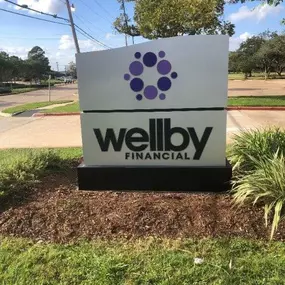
xmin=33 ymin=112 xmax=80 ymax=117
xmin=0 ymin=111 xmax=24 ymax=117
xmin=226 ymin=106 xmax=285 ymax=111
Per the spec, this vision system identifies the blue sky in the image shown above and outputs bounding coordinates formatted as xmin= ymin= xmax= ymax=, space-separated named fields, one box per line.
xmin=0 ymin=0 xmax=284 ymax=70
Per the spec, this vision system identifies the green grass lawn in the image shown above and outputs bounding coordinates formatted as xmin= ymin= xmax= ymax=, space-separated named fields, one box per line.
xmin=228 ymin=96 xmax=285 ymax=107
xmin=1 ymin=237 xmax=285 ymax=285
xmin=2 ymin=100 xmax=73 ymax=114
xmin=42 ymin=101 xmax=80 ymax=113
xmin=228 ymin=73 xmax=285 ymax=80
xmin=0 ymin=147 xmax=82 ymax=163
xmin=40 ymin=96 xmax=285 ymax=113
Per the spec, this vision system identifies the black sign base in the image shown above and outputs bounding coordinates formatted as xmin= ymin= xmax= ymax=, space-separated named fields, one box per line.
xmin=77 ymin=159 xmax=232 ymax=193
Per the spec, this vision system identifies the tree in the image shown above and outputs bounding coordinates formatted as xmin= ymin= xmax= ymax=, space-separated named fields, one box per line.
xmin=114 ymin=0 xmax=140 ymax=44
xmin=236 ymin=36 xmax=265 ymax=78
xmin=26 ymin=46 xmax=50 ymax=82
xmin=0 ymin=52 xmax=13 ymax=83
xmin=269 ymin=35 xmax=285 ymax=76
xmin=9 ymin=56 xmax=24 ymax=81
xmin=229 ymin=51 xmax=240 ymax=73
xmin=66 ymin=61 xmax=77 ymax=78
xmin=114 ymin=0 xmax=235 ymax=40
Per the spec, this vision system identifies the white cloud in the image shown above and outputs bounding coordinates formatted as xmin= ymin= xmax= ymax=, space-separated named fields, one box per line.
xmin=228 ymin=4 xmax=282 ymax=22
xmin=15 ymin=0 xmax=64 ymax=14
xmin=105 ymin=33 xmax=115 ymax=40
xmin=0 ymin=46 xmax=30 ymax=59
xmin=58 ymin=34 xmax=104 ymax=52
xmin=239 ymin=32 xmax=252 ymax=41
xmin=229 ymin=32 xmax=253 ymax=51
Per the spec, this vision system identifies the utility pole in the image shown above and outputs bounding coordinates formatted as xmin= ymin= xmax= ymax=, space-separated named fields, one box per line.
xmin=65 ymin=0 xmax=80 ymax=53
xmin=121 ymin=0 xmax=128 ymax=46
xmin=56 ymin=62 xmax=59 ymax=72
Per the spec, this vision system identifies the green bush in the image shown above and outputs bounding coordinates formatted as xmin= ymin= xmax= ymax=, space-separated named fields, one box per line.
xmin=0 ymin=87 xmax=11 ymax=94
xmin=231 ymin=152 xmax=285 ymax=239
xmin=228 ymin=128 xmax=285 ymax=172
xmin=0 ymin=149 xmax=63 ymax=197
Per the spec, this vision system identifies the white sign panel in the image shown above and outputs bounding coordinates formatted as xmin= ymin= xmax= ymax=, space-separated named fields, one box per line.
xmin=80 ymin=111 xmax=227 ymax=166
xmin=76 ymin=35 xmax=229 ymax=111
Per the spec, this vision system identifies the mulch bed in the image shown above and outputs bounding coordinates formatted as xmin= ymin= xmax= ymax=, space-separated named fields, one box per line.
xmin=1 ymin=169 xmax=285 ymax=242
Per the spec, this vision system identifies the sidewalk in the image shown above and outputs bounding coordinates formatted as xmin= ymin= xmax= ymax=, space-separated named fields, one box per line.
xmin=0 ymin=110 xmax=284 ymax=148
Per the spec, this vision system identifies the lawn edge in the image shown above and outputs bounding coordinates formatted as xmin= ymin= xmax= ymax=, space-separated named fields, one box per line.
xmin=32 ymin=106 xmax=285 ymax=117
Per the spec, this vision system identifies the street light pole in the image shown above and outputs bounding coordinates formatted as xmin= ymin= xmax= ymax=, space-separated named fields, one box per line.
xmin=65 ymin=0 xmax=80 ymax=53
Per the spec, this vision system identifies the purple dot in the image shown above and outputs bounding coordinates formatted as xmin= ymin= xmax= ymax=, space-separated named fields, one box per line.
xmin=129 ymin=61 xmax=144 ymax=76
xmin=135 ymin=52 xmax=141 ymax=59
xmin=157 ymin=77 xmax=171 ymax=91
xmin=130 ymin=78 xmax=144 ymax=92
xmin=157 ymin=60 xmax=172 ymax=75
xmin=159 ymin=51 xmax=165 ymax=58
xmin=143 ymin=52 xmax=157 ymax=67
xmin=136 ymin=94 xmax=143 ymax=101
xmin=171 ymin=72 xmax=178 ymax=79
xmin=144 ymin=85 xmax=158 ymax=100
xmin=159 ymin=93 xmax=166 ymax=100
xmin=124 ymin=73 xmax=130 ymax=81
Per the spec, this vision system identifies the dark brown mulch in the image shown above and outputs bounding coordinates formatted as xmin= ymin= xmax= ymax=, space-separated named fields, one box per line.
xmin=1 ymin=169 xmax=285 ymax=243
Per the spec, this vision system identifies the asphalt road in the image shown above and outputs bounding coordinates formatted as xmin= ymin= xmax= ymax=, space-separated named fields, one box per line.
xmin=0 ymin=83 xmax=78 ymax=112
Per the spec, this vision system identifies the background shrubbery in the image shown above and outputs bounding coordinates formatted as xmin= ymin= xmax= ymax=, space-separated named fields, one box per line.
xmin=228 ymin=128 xmax=285 ymax=239
xmin=0 ymin=148 xmax=82 ymax=197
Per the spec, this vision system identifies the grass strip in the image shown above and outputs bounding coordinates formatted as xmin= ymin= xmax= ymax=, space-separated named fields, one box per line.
xmin=2 ymin=101 xmax=73 ymax=114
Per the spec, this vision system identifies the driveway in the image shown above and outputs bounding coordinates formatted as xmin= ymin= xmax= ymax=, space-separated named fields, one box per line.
xmin=0 ymin=84 xmax=78 ymax=112
xmin=0 ymin=110 xmax=284 ymax=148
xmin=228 ymin=79 xmax=285 ymax=96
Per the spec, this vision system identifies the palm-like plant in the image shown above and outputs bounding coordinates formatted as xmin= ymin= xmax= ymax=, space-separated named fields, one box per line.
xmin=231 ymin=151 xmax=285 ymax=239
xmin=228 ymin=127 xmax=285 ymax=173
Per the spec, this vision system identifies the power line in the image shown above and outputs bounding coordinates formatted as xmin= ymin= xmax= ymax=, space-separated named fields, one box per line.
xmin=92 ymin=0 xmax=115 ymax=21
xmin=73 ymin=12 xmax=109 ymax=35
xmin=76 ymin=0 xmax=113 ymax=25
xmin=75 ymin=25 xmax=112 ymax=49
xmin=1 ymin=2 xmax=112 ymax=50
xmin=0 ymin=8 xmax=70 ymax=26
xmin=3 ymin=0 xmax=69 ymax=22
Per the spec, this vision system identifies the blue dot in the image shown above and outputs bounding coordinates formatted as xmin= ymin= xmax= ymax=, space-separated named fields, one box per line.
xmin=143 ymin=52 xmax=157 ymax=67
xmin=159 ymin=93 xmax=166 ymax=100
xmin=135 ymin=52 xmax=141 ymax=59
xmin=124 ymin=73 xmax=130 ymax=81
xmin=157 ymin=77 xmax=171 ymax=91
xmin=130 ymin=78 xmax=144 ymax=92
xmin=136 ymin=94 xmax=143 ymax=101
xmin=159 ymin=51 xmax=165 ymax=58
xmin=171 ymin=72 xmax=178 ymax=79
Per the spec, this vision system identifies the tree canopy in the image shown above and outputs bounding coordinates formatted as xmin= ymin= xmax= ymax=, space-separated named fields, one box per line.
xmin=0 ymin=46 xmax=51 ymax=84
xmin=229 ymin=32 xmax=285 ymax=79
xmin=114 ymin=0 xmax=235 ymax=40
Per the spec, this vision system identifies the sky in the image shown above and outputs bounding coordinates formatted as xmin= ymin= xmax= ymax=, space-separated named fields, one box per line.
xmin=0 ymin=0 xmax=284 ymax=71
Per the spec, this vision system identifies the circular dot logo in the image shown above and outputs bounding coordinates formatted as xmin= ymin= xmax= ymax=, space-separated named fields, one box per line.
xmin=124 ymin=50 xmax=178 ymax=101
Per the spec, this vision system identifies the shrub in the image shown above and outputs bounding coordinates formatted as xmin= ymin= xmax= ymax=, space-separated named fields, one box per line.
xmin=228 ymin=128 xmax=285 ymax=173
xmin=231 ymin=152 xmax=285 ymax=239
xmin=0 ymin=87 xmax=11 ymax=94
xmin=0 ymin=149 xmax=63 ymax=197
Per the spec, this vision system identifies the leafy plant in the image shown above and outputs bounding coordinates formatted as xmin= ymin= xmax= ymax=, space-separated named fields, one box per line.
xmin=231 ymin=151 xmax=285 ymax=239
xmin=228 ymin=128 xmax=285 ymax=173
xmin=0 ymin=149 xmax=63 ymax=196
